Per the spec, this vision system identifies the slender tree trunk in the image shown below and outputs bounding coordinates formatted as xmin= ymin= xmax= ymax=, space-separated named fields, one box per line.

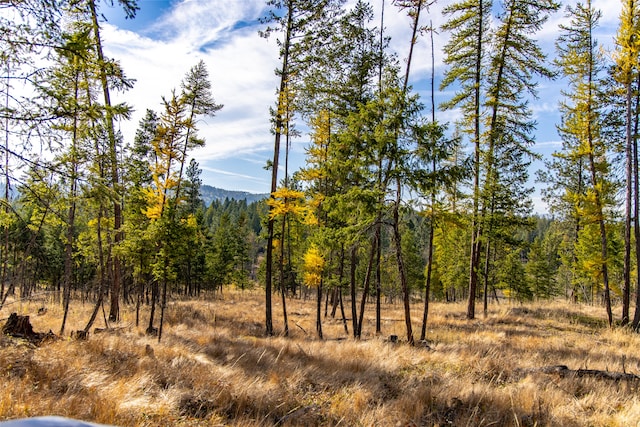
xmin=1 ymin=63 xmax=10 ymax=303
xmin=60 ymin=69 xmax=80 ymax=337
xmin=420 ymin=216 xmax=434 ymax=341
xmin=393 ymin=178 xmax=413 ymax=345
xmin=324 ymin=289 xmax=330 ymax=318
xmin=483 ymin=240 xmax=491 ymax=317
xmin=586 ymin=19 xmax=612 ymax=327
xmin=83 ymin=207 xmax=107 ymax=334
xmin=375 ymin=223 xmax=382 ymax=334
xmin=357 ymin=236 xmax=377 ymax=338
xmin=623 ymin=72 xmax=633 ymax=326
xmin=375 ymin=0 xmax=385 ymax=338
xmin=265 ymin=4 xmax=293 ymax=337
xmin=391 ymin=0 xmax=424 ymax=346
xmin=482 ymin=196 xmax=496 ymax=317
xmin=632 ymin=76 xmax=640 ymax=329
xmin=332 ymin=245 xmax=345 ymax=318
xmin=420 ymin=21 xmax=437 ymax=342
xmin=316 ymin=280 xmax=323 ymax=339
xmin=339 ymin=287 xmax=348 ymax=334
xmin=279 ymin=127 xmax=292 ymax=337
xmin=60 ymin=201 xmax=75 ymax=336
xmin=467 ymin=0 xmax=485 ymax=321
xmin=158 ymin=272 xmax=168 ymax=342
xmin=135 ymin=280 xmax=141 ymax=327
xmin=88 ymin=0 xmax=122 ymax=323
xmin=350 ymin=245 xmax=358 ymax=338
xmin=330 ymin=288 xmax=339 ymax=318
xmin=147 ymin=281 xmax=158 ymax=335
xmin=570 ymin=158 xmax=584 ymax=303
xmin=280 ymin=213 xmax=289 ymax=336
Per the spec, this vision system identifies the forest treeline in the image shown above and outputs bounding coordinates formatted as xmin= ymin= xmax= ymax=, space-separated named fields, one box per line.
xmin=2 ymin=0 xmax=640 ymax=343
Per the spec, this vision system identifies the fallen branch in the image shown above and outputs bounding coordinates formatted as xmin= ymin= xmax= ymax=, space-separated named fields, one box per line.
xmin=524 ymin=365 xmax=640 ymax=382
xmin=293 ymin=321 xmax=307 ymax=335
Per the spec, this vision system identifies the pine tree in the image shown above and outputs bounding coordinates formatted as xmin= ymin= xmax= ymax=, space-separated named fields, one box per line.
xmin=86 ymin=0 xmax=138 ymax=323
xmin=260 ymin=0 xmax=345 ymax=336
xmin=555 ymin=0 xmax=614 ymax=326
xmin=143 ymin=62 xmax=221 ymax=341
xmin=39 ymin=28 xmax=92 ymax=335
xmin=613 ymin=0 xmax=640 ymax=326
xmin=412 ymin=120 xmax=465 ymax=338
xmin=441 ymin=0 xmax=492 ymax=320
xmin=120 ymin=110 xmax=157 ymax=325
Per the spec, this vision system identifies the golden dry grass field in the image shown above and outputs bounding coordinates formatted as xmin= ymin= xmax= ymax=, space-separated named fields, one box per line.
xmin=1 ymin=291 xmax=640 ymax=426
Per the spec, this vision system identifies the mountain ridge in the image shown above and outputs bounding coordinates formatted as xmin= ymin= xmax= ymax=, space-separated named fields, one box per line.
xmin=200 ymin=184 xmax=268 ymax=206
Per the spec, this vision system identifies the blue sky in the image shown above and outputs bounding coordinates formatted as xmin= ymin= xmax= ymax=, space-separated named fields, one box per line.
xmin=99 ymin=0 xmax=622 ymax=213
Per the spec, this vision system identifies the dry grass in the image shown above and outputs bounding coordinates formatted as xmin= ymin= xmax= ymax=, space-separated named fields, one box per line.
xmin=1 ymin=291 xmax=640 ymax=426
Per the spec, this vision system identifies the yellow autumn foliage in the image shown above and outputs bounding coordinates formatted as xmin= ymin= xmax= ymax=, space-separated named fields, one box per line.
xmin=142 ymin=187 xmax=164 ymax=219
xmin=303 ymin=245 xmax=325 ymax=288
xmin=266 ymin=187 xmax=317 ymax=225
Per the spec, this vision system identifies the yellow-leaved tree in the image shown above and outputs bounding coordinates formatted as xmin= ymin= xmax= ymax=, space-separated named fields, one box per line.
xmin=303 ymin=245 xmax=325 ymax=338
xmin=143 ymin=61 xmax=221 ymax=341
xmin=265 ymin=186 xmax=316 ymax=336
xmin=613 ymin=0 xmax=640 ymax=327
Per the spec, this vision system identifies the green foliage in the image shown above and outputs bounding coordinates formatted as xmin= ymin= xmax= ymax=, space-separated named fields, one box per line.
xmin=498 ymin=248 xmax=531 ymax=301
xmin=525 ymin=232 xmax=561 ymax=299
xmin=3 ymin=0 xmax=640 ymax=338
xmin=433 ymin=216 xmax=470 ymax=300
xmin=401 ymin=219 xmax=425 ymax=292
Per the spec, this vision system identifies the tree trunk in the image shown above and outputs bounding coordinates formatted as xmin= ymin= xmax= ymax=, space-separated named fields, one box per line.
xmin=265 ymin=5 xmax=293 ymax=337
xmin=623 ymin=72 xmax=633 ymax=326
xmin=585 ymin=26 xmax=612 ymax=327
xmin=339 ymin=287 xmax=348 ymax=334
xmin=280 ymin=213 xmax=289 ymax=337
xmin=88 ymin=0 xmax=122 ymax=323
xmin=316 ymin=280 xmax=323 ymax=339
xmin=83 ymin=207 xmax=107 ymax=335
xmin=59 ymin=68 xmax=80 ymax=337
xmin=350 ymin=245 xmax=358 ymax=338
xmin=375 ymin=224 xmax=382 ymax=335
xmin=2 ymin=64 xmax=10 ymax=306
xmin=280 ymin=273 xmax=289 ymax=337
xmin=146 ymin=280 xmax=158 ymax=335
xmin=357 ymin=236 xmax=377 ymax=338
xmin=332 ymin=246 xmax=345 ymax=318
xmin=158 ymin=273 xmax=168 ymax=342
xmin=59 ymin=207 xmax=74 ymax=336
xmin=467 ymin=0 xmax=485 ymax=321
xmin=420 ymin=22 xmax=438 ymax=342
xmin=632 ymin=75 xmax=640 ymax=329
xmin=420 ymin=217 xmax=434 ymax=341
xmin=393 ymin=178 xmax=413 ymax=345
xmin=482 ymin=240 xmax=491 ymax=317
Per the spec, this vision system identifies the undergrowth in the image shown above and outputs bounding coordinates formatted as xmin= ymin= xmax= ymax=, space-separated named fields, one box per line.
xmin=1 ymin=292 xmax=639 ymax=426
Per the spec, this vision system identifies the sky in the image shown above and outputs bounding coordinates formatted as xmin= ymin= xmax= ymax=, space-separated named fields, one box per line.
xmin=98 ymin=0 xmax=623 ymax=213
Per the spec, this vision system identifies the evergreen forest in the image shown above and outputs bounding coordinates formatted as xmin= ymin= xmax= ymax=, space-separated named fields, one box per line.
xmin=3 ymin=0 xmax=640 ymax=345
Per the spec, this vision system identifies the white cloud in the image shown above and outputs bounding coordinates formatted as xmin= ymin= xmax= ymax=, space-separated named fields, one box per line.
xmin=102 ymin=4 xmax=281 ymax=168
xmin=152 ymin=0 xmax=266 ymax=47
xmin=534 ymin=140 xmax=562 ymax=148
xmin=200 ymin=166 xmax=263 ymax=182
xmin=98 ymin=0 xmax=624 ymax=204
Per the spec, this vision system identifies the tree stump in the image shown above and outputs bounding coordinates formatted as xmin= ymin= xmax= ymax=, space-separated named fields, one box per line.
xmin=2 ymin=313 xmax=35 ymax=338
xmin=2 ymin=312 xmax=56 ymax=345
xmin=71 ymin=330 xmax=89 ymax=340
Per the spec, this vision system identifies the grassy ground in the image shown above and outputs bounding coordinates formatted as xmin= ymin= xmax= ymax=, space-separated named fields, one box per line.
xmin=1 ymin=290 xmax=640 ymax=426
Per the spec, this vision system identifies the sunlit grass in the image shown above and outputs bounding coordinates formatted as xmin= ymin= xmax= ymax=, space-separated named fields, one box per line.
xmin=1 ymin=290 xmax=640 ymax=426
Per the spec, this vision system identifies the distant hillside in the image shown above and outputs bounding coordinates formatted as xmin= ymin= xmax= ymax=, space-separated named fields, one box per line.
xmin=200 ymin=184 xmax=268 ymax=206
